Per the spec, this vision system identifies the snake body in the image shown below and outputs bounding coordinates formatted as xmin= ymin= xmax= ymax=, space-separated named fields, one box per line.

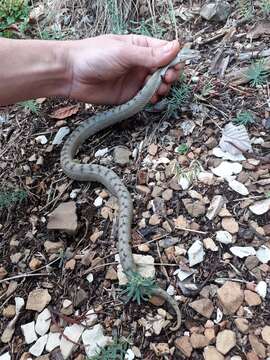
xmin=61 ymin=47 xmax=200 ymax=331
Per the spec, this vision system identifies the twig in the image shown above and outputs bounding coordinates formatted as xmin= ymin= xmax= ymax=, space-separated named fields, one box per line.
xmin=0 ymin=272 xmax=51 ymax=284
xmin=176 ymin=227 xmax=207 ymax=235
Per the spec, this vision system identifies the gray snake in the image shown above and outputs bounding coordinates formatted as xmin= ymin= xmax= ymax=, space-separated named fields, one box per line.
xmin=61 ymin=47 xmax=200 ymax=331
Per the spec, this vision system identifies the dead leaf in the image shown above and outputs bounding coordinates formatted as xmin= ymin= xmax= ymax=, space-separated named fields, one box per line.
xmin=247 ymin=20 xmax=270 ymax=39
xmin=219 ymin=123 xmax=252 ymax=155
xmin=49 ymin=105 xmax=79 ymax=120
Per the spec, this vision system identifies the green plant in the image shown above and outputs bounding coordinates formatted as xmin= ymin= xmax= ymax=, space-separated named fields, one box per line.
xmin=246 ymin=59 xmax=269 ymax=86
xmin=200 ymin=80 xmax=215 ymax=98
xmin=107 ymin=0 xmax=126 ymax=34
xmin=121 ymin=272 xmax=157 ymax=305
xmin=260 ymin=0 xmax=270 ymax=15
xmin=0 ymin=189 xmax=27 ymax=209
xmin=176 ymin=144 xmax=189 ymax=155
xmin=232 ymin=111 xmax=255 ymax=126
xmin=130 ymin=18 xmax=165 ymax=38
xmin=90 ymin=338 xmax=129 ymax=360
xmin=238 ymin=0 xmax=254 ymax=19
xmin=19 ymin=100 xmax=39 ymax=114
xmin=0 ymin=0 xmax=29 ymax=37
xmin=266 ymin=191 xmax=270 ymax=198
xmin=165 ymin=75 xmax=191 ymax=118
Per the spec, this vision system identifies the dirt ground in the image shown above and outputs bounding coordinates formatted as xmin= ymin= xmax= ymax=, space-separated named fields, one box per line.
xmin=0 ymin=1 xmax=270 ymax=359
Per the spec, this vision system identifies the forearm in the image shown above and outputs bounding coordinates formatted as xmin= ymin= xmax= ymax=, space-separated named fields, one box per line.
xmin=0 ymin=38 xmax=69 ymax=105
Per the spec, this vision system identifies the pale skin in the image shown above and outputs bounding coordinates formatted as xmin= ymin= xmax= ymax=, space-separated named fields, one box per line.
xmin=0 ymin=34 xmax=181 ymax=107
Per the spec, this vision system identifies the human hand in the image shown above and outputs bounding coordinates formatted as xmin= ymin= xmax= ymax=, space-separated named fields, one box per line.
xmin=64 ymin=34 xmax=182 ymax=105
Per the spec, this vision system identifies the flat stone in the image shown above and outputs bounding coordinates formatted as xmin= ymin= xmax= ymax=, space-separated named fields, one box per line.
xmin=105 ymin=266 xmax=118 ymax=280
xmin=249 ymin=334 xmax=266 ymax=358
xmin=203 ymin=238 xmax=218 ymax=252
xmin=46 ymin=332 xmax=61 ymax=351
xmin=149 ymin=295 xmax=165 ymax=306
xmin=148 ymin=143 xmax=158 ymax=156
xmin=204 ymin=328 xmax=215 ymax=343
xmin=245 ymin=256 xmax=259 ymax=270
xmin=162 ymin=189 xmax=173 ymax=201
xmin=2 ymin=305 xmax=16 ymax=319
xmin=175 ymin=336 xmax=193 ymax=357
xmin=206 ymin=195 xmax=225 ymax=220
xmin=60 ymin=324 xmax=84 ymax=359
xmin=203 ymin=346 xmax=224 ymax=360
xmin=216 ymin=231 xmax=233 ymax=244
xmin=44 ymin=240 xmax=64 ymax=255
xmin=82 ymin=324 xmax=112 ymax=358
xmin=0 ymin=353 xmax=11 ymax=360
xmin=35 ymin=308 xmax=51 ymax=336
xmin=216 ymin=330 xmax=236 ymax=355
xmin=151 ymin=186 xmax=163 ymax=198
xmin=200 ymin=1 xmax=231 ymax=22
xmin=74 ymin=288 xmax=88 ymax=307
xmin=189 ymin=298 xmax=214 ymax=318
xmin=244 ymin=290 xmax=262 ymax=306
xmin=261 ymin=325 xmax=270 ymax=345
xmin=29 ymin=257 xmax=42 ymax=270
xmin=188 ymin=240 xmax=205 ymax=267
xmin=26 ymin=289 xmax=51 ymax=312
xmin=21 ymin=321 xmax=38 ymax=344
xmin=183 ymin=199 xmax=206 ymax=217
xmin=190 ymin=334 xmax=209 ymax=349
xmin=246 ymin=351 xmax=259 ymax=360
xmin=149 ymin=214 xmax=161 ymax=225
xmin=221 ymin=217 xmax=239 ymax=234
xmin=217 ymin=281 xmax=244 ymax=314
xmin=47 ymin=201 xmax=78 ymax=234
xmin=113 ymin=146 xmax=131 ymax=165
xmin=234 ymin=318 xmax=249 ymax=334
xmin=29 ymin=334 xmax=48 ymax=357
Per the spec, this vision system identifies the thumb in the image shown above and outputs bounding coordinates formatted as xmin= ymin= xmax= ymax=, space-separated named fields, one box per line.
xmin=126 ymin=40 xmax=180 ymax=69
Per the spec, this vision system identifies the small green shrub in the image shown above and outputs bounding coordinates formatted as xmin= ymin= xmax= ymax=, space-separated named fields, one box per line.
xmin=130 ymin=18 xmax=165 ymax=38
xmin=260 ymin=0 xmax=270 ymax=16
xmin=90 ymin=338 xmax=129 ymax=360
xmin=0 ymin=0 xmax=29 ymax=37
xmin=232 ymin=111 xmax=255 ymax=126
xmin=246 ymin=59 xmax=269 ymax=87
xmin=19 ymin=100 xmax=39 ymax=115
xmin=107 ymin=0 xmax=126 ymax=34
xmin=176 ymin=144 xmax=189 ymax=155
xmin=238 ymin=0 xmax=254 ymax=19
xmin=165 ymin=75 xmax=191 ymax=118
xmin=121 ymin=272 xmax=156 ymax=305
xmin=0 ymin=190 xmax=27 ymax=209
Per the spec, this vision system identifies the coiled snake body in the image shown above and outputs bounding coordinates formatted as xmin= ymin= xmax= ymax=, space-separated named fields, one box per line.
xmin=61 ymin=47 xmax=200 ymax=331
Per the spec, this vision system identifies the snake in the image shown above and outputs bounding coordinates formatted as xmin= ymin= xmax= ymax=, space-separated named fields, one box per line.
xmin=60 ymin=47 xmax=200 ymax=331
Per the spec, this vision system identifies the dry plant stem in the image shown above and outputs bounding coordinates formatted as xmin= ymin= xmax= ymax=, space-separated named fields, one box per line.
xmin=0 ymin=273 xmax=51 ymax=285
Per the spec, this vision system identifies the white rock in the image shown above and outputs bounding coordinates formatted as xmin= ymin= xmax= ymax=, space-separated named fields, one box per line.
xmin=249 ymin=198 xmax=270 ymax=215
xmin=52 ymin=126 xmax=70 ymax=145
xmin=166 ymin=285 xmax=176 ymax=296
xmin=174 ymin=268 xmax=195 ymax=281
xmin=228 ymin=179 xmax=249 ymax=195
xmin=219 ymin=123 xmax=252 ymax=155
xmin=251 ymin=137 xmax=264 ymax=145
xmin=198 ymin=171 xmax=214 ymax=185
xmin=203 ymin=238 xmax=219 ymax=252
xmin=212 ymin=147 xmax=245 ymax=161
xmin=216 ymin=231 xmax=233 ymax=244
xmin=206 ymin=195 xmax=225 ymax=220
xmin=0 ymin=353 xmax=11 ymax=360
xmin=70 ymin=188 xmax=80 ymax=199
xmin=62 ymin=299 xmax=72 ymax=308
xmin=116 ymin=254 xmax=155 ymax=285
xmin=214 ymin=308 xmax=223 ymax=324
xmin=15 ymin=297 xmax=24 ymax=314
xmin=211 ymin=161 xmax=242 ymax=179
xmin=94 ymin=196 xmax=103 ymax=207
xmin=35 ymin=135 xmax=48 ymax=145
xmin=60 ymin=324 xmax=84 ymax=359
xmin=178 ymin=175 xmax=191 ymax=190
xmin=256 ymin=245 xmax=270 ymax=263
xmin=188 ymin=240 xmax=205 ymax=267
xmin=86 ymin=273 xmax=94 ymax=283
xmin=82 ymin=324 xmax=112 ymax=358
xmin=35 ymin=308 xmax=51 ymax=336
xmin=125 ymin=349 xmax=135 ymax=360
xmin=29 ymin=334 xmax=48 ymax=356
xmin=256 ymin=281 xmax=267 ymax=298
xmin=95 ymin=148 xmax=108 ymax=157
xmin=81 ymin=309 xmax=98 ymax=327
xmin=46 ymin=332 xmax=61 ymax=351
xmin=21 ymin=321 xmax=37 ymax=344
xmin=230 ymin=246 xmax=256 ymax=258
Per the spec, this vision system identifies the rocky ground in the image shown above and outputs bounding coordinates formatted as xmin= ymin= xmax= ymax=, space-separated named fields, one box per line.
xmin=0 ymin=0 xmax=270 ymax=359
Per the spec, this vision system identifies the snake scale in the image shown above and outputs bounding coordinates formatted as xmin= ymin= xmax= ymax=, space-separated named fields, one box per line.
xmin=61 ymin=47 xmax=200 ymax=331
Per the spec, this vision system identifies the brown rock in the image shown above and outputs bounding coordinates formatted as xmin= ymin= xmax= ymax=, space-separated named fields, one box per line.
xmin=249 ymin=334 xmax=266 ymax=358
xmin=234 ymin=318 xmax=249 ymax=334
xmin=244 ymin=290 xmax=261 ymax=306
xmin=183 ymin=199 xmax=206 ymax=217
xmin=47 ymin=201 xmax=78 ymax=234
xmin=221 ymin=217 xmax=239 ymax=234
xmin=175 ymin=336 xmax=193 ymax=357
xmin=216 ymin=330 xmax=236 ymax=355
xmin=162 ymin=189 xmax=173 ymax=201
xmin=65 ymin=259 xmax=76 ymax=270
xmin=246 ymin=351 xmax=259 ymax=360
xmin=44 ymin=240 xmax=64 ymax=255
xmin=149 ymin=295 xmax=165 ymax=306
xmin=2 ymin=305 xmax=16 ymax=319
xmin=245 ymin=256 xmax=259 ymax=270
xmin=74 ymin=288 xmax=88 ymax=307
xmin=149 ymin=214 xmax=161 ymax=225
xmin=148 ymin=143 xmax=158 ymax=156
xmin=203 ymin=346 xmax=224 ymax=360
xmin=261 ymin=325 xmax=270 ymax=345
xmin=105 ymin=267 xmax=118 ymax=280
xmin=20 ymin=353 xmax=32 ymax=360
xmin=136 ymin=185 xmax=151 ymax=195
xmin=190 ymin=333 xmax=209 ymax=349
xmin=217 ymin=281 xmax=244 ymax=314
xmin=204 ymin=328 xmax=215 ymax=343
xmin=150 ymin=342 xmax=169 ymax=356
xmin=26 ymin=289 xmax=51 ymax=312
xmin=29 ymin=257 xmax=42 ymax=270
xmin=90 ymin=230 xmax=103 ymax=242
xmin=152 ymin=186 xmax=163 ymax=197
xmin=0 ymin=266 xmax=7 ymax=280
xmin=81 ymin=250 xmax=95 ymax=267
xmin=189 ymin=298 xmax=214 ymax=318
